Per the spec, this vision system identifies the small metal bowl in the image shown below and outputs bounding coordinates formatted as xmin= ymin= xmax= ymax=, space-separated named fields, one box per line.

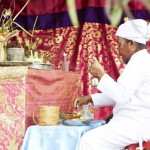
xmin=29 ymin=63 xmax=53 ymax=70
xmin=59 ymin=112 xmax=81 ymax=120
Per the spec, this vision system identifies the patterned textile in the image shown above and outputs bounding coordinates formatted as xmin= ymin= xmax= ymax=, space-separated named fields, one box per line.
xmin=16 ymin=23 xmax=123 ymax=94
xmin=14 ymin=23 xmax=123 ymax=120
xmin=0 ymin=81 xmax=25 ymax=150
xmin=0 ymin=0 xmax=127 ymax=121
xmin=1 ymin=0 xmax=149 ymax=120
xmin=0 ymin=1 xmax=149 ymax=149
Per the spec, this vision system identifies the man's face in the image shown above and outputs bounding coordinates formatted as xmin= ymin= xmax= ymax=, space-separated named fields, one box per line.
xmin=117 ymin=37 xmax=133 ymax=64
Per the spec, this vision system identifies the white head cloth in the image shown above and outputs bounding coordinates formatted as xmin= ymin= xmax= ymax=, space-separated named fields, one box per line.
xmin=116 ymin=19 xmax=149 ymax=44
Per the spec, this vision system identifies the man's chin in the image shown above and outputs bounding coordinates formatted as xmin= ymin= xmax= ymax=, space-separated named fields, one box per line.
xmin=119 ymin=55 xmax=129 ymax=64
xmin=124 ymin=59 xmax=129 ymax=64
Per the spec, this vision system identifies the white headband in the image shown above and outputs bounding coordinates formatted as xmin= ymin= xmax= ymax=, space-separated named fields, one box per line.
xmin=116 ymin=19 xmax=149 ymax=44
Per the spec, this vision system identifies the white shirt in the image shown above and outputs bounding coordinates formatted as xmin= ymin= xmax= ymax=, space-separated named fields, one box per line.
xmin=91 ymin=49 xmax=150 ymax=123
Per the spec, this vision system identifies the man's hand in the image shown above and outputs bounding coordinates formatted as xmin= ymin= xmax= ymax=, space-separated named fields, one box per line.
xmin=73 ymin=96 xmax=93 ymax=108
xmin=89 ymin=57 xmax=105 ymax=79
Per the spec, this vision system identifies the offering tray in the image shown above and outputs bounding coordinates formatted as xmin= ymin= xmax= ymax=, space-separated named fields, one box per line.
xmin=0 ymin=61 xmax=32 ymax=66
xmin=60 ymin=112 xmax=81 ymax=120
xmin=62 ymin=119 xmax=106 ymax=127
xmin=29 ymin=63 xmax=53 ymax=70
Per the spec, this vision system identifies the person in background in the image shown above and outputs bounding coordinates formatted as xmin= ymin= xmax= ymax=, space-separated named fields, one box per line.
xmin=73 ymin=19 xmax=150 ymax=150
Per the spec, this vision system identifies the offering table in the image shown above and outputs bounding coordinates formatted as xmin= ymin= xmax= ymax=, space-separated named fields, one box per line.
xmin=22 ymin=125 xmax=93 ymax=150
xmin=0 ymin=66 xmax=81 ymax=150
xmin=22 ymin=119 xmax=106 ymax=150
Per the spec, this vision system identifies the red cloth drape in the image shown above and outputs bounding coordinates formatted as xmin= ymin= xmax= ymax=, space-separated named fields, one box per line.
xmin=4 ymin=0 xmax=147 ymax=119
xmin=10 ymin=22 xmax=124 ymax=120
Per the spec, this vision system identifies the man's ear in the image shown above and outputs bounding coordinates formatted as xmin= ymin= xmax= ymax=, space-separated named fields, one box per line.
xmin=128 ymin=40 xmax=136 ymax=51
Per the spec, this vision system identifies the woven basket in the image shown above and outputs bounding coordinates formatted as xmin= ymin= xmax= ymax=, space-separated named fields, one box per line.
xmin=33 ymin=105 xmax=60 ymax=126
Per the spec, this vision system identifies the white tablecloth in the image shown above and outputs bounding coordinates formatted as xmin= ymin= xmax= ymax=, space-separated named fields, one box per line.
xmin=22 ymin=120 xmax=105 ymax=150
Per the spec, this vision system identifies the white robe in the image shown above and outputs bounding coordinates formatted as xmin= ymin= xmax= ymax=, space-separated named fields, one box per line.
xmin=79 ymin=49 xmax=150 ymax=150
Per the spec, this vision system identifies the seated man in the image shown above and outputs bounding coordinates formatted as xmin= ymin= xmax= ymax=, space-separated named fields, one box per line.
xmin=73 ymin=19 xmax=150 ymax=150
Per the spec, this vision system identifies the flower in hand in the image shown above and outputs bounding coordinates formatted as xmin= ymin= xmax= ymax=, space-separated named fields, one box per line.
xmin=89 ymin=57 xmax=105 ymax=79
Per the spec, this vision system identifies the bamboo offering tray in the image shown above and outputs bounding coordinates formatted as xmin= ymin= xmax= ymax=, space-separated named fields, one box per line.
xmin=0 ymin=61 xmax=32 ymax=66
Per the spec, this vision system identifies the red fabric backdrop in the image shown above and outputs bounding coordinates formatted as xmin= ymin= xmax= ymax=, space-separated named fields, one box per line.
xmin=1 ymin=0 xmax=150 ymax=119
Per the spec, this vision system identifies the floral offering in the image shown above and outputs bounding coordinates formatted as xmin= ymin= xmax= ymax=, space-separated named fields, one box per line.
xmin=0 ymin=0 xmax=31 ymax=61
